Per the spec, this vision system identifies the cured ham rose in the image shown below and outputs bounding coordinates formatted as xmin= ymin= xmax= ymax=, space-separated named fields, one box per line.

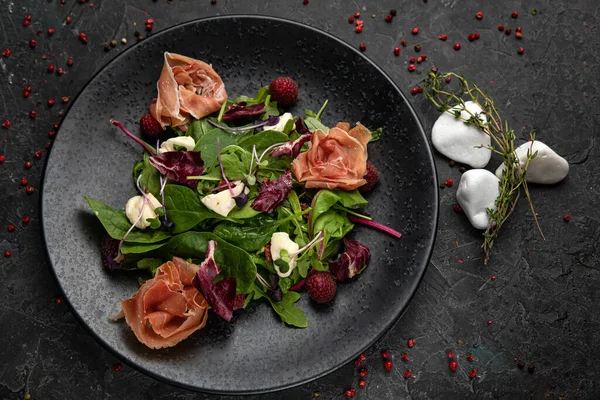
xmin=150 ymin=52 xmax=227 ymax=130
xmin=292 ymin=122 xmax=371 ymax=190
xmin=117 ymin=257 xmax=209 ymax=349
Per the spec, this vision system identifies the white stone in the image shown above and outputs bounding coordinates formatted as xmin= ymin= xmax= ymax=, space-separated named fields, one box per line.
xmin=158 ymin=136 xmax=196 ymax=153
xmin=266 ymin=112 xmax=294 ymax=132
xmin=201 ymin=184 xmax=249 ymax=217
xmin=125 ymin=193 xmax=162 ymax=229
xmin=431 ymin=101 xmax=491 ymax=168
xmin=495 ymin=141 xmax=569 ymax=184
xmin=456 ymin=169 xmax=500 ymax=230
xmin=270 ymin=232 xmax=299 ymax=278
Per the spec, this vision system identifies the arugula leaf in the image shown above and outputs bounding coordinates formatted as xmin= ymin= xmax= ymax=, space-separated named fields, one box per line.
xmin=85 ymin=197 xmax=171 ymax=243
xmin=268 ymin=291 xmax=308 ymax=328
xmin=234 ymin=86 xmax=270 ymax=105
xmin=304 ymin=116 xmax=329 ymax=133
xmin=163 ymin=184 xmax=218 ymax=234
xmin=155 ymin=232 xmax=257 ymax=293
xmin=264 ymin=95 xmax=280 ymax=118
xmin=248 ymin=284 xmax=307 ymax=327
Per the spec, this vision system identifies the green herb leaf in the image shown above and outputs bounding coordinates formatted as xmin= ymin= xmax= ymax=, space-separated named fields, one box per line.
xmin=369 ymin=127 xmax=383 ymax=142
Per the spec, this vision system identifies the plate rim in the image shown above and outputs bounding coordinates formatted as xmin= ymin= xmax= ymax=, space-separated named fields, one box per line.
xmin=40 ymin=14 xmax=439 ymax=395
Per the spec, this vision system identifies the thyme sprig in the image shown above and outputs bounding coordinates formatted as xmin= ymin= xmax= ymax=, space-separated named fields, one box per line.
xmin=421 ymin=72 xmax=544 ymax=264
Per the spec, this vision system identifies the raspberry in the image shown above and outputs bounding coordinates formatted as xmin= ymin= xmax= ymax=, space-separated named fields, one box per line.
xmin=305 ymin=271 xmax=336 ymax=304
xmin=360 ymin=161 xmax=379 ymax=192
xmin=139 ymin=112 xmax=163 ymax=139
xmin=269 ymin=77 xmax=298 ymax=108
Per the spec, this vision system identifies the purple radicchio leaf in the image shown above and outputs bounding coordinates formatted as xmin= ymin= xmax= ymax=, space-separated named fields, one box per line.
xmin=269 ymin=133 xmax=311 ymax=158
xmin=251 ymin=169 xmax=293 ymax=213
xmin=328 ymin=238 xmax=371 ymax=281
xmin=295 ymin=117 xmax=311 ymax=136
xmin=191 ymin=240 xmax=244 ymax=322
xmin=101 ymin=236 xmax=127 ymax=271
xmin=222 ymin=102 xmax=266 ymax=122
xmin=148 ymin=151 xmax=204 ymax=188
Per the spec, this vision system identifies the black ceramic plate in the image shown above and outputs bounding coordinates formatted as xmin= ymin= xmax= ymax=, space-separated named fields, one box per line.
xmin=41 ymin=15 xmax=438 ymax=394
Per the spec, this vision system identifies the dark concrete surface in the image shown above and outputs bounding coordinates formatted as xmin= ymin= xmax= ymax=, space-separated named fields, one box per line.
xmin=1 ymin=0 xmax=598 ymax=399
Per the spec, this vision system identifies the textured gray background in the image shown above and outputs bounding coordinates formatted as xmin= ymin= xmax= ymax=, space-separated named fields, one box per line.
xmin=1 ymin=0 xmax=599 ymax=399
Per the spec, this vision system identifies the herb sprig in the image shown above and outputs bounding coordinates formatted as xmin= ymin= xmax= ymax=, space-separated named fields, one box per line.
xmin=421 ymin=72 xmax=544 ymax=264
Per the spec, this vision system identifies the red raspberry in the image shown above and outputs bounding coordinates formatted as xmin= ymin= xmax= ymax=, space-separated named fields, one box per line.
xmin=305 ymin=271 xmax=336 ymax=304
xmin=269 ymin=77 xmax=298 ymax=108
xmin=139 ymin=112 xmax=163 ymax=139
xmin=360 ymin=161 xmax=379 ymax=192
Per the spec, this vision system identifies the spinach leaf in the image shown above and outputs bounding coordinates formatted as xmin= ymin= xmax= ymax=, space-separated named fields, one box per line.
xmin=238 ymin=131 xmax=289 ymax=153
xmin=332 ymin=189 xmax=368 ymax=209
xmin=85 ymin=197 xmax=171 ymax=243
xmin=136 ymin=258 xmax=164 ymax=274
xmin=310 ymin=189 xmax=367 ymax=231
xmin=219 ymin=145 xmax=252 ymax=180
xmin=195 ymin=128 xmax=238 ymax=168
xmin=163 ymin=184 xmax=218 ymax=234
xmin=313 ymin=209 xmax=354 ymax=240
xmin=310 ymin=190 xmax=341 ymax=223
xmin=187 ymin=118 xmax=213 ymax=142
xmin=120 ymin=241 xmax=168 ymax=254
xmin=156 ymin=232 xmax=257 ymax=293
xmin=213 ymin=215 xmax=278 ymax=252
xmin=227 ymin=200 xmax=261 ymax=219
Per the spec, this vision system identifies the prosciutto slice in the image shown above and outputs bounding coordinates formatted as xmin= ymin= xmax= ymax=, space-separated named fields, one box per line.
xmin=292 ymin=122 xmax=371 ymax=191
xmin=117 ymin=257 xmax=208 ymax=349
xmin=150 ymin=52 xmax=227 ymax=130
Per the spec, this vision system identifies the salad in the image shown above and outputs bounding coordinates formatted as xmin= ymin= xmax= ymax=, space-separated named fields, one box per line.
xmin=86 ymin=52 xmax=401 ymax=349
